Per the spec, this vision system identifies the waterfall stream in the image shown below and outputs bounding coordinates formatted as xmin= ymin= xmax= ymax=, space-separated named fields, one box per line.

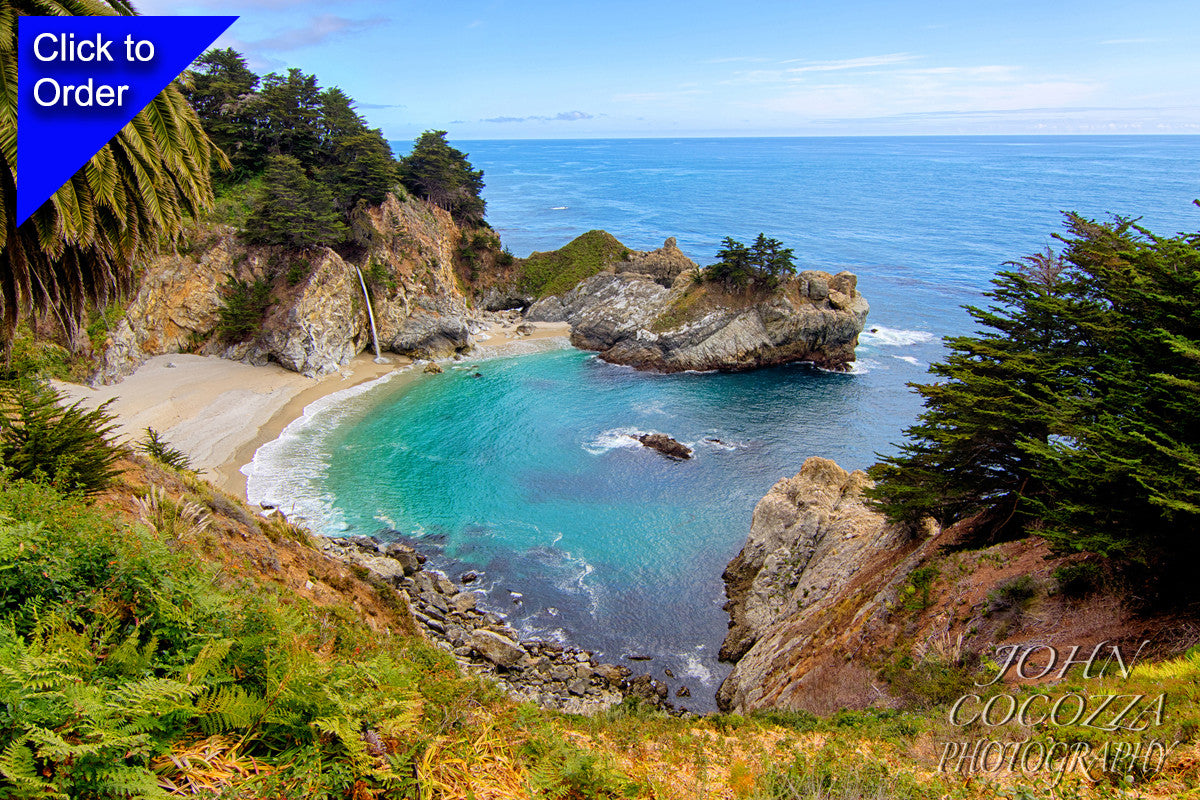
xmin=355 ymin=265 xmax=386 ymax=363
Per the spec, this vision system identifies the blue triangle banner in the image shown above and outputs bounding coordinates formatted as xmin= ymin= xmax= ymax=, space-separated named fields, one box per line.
xmin=17 ymin=15 xmax=237 ymax=226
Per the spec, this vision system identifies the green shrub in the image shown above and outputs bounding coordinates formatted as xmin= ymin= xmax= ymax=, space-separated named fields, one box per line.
xmin=215 ymin=274 xmax=272 ymax=341
xmin=0 ymin=382 xmax=119 ymax=494
xmin=364 ymin=256 xmax=396 ymax=291
xmin=987 ymin=574 xmax=1038 ymax=615
xmin=901 ymin=564 xmax=939 ymax=612
xmin=136 ymin=427 xmax=195 ymax=472
xmin=518 ymin=230 xmax=631 ymax=298
xmin=758 ymin=741 xmax=938 ymax=800
xmin=1052 ymin=562 xmax=1103 ymax=597
xmin=285 ymin=259 xmax=312 ymax=285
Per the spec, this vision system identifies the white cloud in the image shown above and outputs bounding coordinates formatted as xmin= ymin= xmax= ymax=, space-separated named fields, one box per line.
xmin=1098 ymin=38 xmax=1165 ymax=45
xmin=481 ymin=110 xmax=595 ymax=123
xmin=779 ymin=52 xmax=918 ymax=72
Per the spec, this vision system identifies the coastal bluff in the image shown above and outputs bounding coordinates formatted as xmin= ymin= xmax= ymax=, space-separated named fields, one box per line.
xmin=716 ymin=458 xmax=911 ymax=714
xmin=526 ymin=236 xmax=869 ymax=372
xmin=95 ymin=193 xmax=475 ymax=383
xmin=716 ymin=458 xmax=1181 ymax=716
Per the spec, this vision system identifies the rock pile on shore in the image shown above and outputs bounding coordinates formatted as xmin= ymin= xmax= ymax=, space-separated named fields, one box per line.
xmin=318 ymin=534 xmax=678 ymax=715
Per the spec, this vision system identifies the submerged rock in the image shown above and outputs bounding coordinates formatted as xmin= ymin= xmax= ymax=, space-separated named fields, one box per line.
xmin=637 ymin=433 xmax=693 ymax=460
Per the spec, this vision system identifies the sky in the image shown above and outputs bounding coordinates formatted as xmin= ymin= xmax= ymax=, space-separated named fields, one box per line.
xmin=141 ymin=0 xmax=1200 ymax=140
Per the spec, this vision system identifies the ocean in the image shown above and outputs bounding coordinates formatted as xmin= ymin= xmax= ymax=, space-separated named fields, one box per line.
xmin=249 ymin=136 xmax=1200 ymax=711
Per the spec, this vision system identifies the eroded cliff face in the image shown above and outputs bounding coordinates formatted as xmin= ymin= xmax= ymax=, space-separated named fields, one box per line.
xmin=527 ymin=238 xmax=869 ymax=372
xmin=716 ymin=458 xmax=1181 ymax=717
xmin=95 ymin=194 xmax=473 ymax=383
xmin=716 ymin=458 xmax=914 ymax=713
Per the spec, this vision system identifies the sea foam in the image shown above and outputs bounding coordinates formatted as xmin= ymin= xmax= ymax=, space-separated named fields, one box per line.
xmin=243 ymin=367 xmax=412 ymax=534
xmin=859 ymin=325 xmax=935 ymax=348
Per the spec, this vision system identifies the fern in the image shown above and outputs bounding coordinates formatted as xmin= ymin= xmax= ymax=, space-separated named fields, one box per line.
xmin=0 ymin=738 xmax=59 ymax=800
xmin=105 ymin=676 xmax=205 ymax=717
xmin=194 ymin=686 xmax=268 ymax=735
xmin=182 ymin=637 xmax=233 ymax=684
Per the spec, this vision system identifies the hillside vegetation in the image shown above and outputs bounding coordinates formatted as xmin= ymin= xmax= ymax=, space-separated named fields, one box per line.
xmin=2 ymin=457 xmax=1198 ymax=799
xmin=517 ymin=230 xmax=633 ymax=298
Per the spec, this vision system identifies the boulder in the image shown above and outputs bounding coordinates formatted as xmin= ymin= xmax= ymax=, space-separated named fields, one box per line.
xmin=387 ymin=312 xmax=470 ymax=359
xmin=470 ymin=629 xmax=526 ymax=668
xmin=637 ymin=433 xmax=693 ymax=460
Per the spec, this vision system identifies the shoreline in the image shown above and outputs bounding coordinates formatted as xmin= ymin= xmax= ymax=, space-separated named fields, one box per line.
xmin=56 ymin=318 xmax=571 ymax=501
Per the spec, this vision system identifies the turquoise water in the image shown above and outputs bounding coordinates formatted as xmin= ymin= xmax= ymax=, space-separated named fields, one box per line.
xmin=254 ymin=137 xmax=1200 ymax=710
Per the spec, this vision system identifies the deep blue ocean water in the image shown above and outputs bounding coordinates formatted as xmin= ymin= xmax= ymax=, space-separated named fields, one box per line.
xmin=251 ymin=137 xmax=1200 ymax=710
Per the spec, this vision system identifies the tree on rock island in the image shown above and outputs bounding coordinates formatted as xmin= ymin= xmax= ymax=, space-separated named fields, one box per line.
xmin=704 ymin=234 xmax=796 ymax=289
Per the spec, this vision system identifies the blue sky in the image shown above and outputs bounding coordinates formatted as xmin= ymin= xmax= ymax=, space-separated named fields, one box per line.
xmin=144 ymin=0 xmax=1200 ymax=139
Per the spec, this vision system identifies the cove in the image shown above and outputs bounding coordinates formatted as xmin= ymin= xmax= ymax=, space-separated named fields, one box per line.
xmin=248 ymin=331 xmax=935 ymax=710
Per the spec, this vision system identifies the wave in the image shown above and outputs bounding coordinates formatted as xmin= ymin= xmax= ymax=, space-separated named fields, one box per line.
xmin=859 ymin=325 xmax=935 ymax=348
xmin=819 ymin=358 xmax=876 ymax=375
xmin=893 ymin=355 xmax=920 ymax=366
xmin=583 ymin=426 xmax=650 ymax=455
xmin=699 ymin=435 xmax=741 ymax=451
xmin=242 ymin=367 xmax=413 ymax=533
xmin=683 ymin=652 xmax=715 ymax=685
xmin=632 ymin=400 xmax=672 ymax=417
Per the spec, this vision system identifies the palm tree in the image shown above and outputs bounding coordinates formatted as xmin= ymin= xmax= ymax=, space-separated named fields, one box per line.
xmin=0 ymin=0 xmax=227 ymax=352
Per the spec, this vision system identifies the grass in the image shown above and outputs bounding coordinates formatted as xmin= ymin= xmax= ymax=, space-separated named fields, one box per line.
xmin=204 ymin=174 xmax=265 ymax=228
xmin=649 ymin=282 xmax=772 ymax=333
xmin=518 ymin=230 xmax=632 ymax=297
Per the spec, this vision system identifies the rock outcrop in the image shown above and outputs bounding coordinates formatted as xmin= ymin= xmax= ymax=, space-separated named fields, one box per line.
xmin=527 ymin=237 xmax=869 ymax=372
xmin=716 ymin=457 xmax=912 ymax=713
xmin=715 ymin=458 xmax=1182 ymax=717
xmin=95 ymin=194 xmax=475 ymax=383
xmin=94 ymin=230 xmax=240 ymax=384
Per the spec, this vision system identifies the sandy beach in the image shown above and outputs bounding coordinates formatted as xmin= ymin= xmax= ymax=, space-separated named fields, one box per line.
xmin=55 ymin=319 xmax=570 ymax=499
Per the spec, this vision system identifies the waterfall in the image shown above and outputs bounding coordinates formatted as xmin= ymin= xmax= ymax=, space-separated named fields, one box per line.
xmin=354 ymin=265 xmax=386 ymax=363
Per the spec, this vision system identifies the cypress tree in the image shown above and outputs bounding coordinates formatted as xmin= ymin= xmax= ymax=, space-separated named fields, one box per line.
xmin=869 ymin=211 xmax=1200 ymax=584
xmin=243 ymin=155 xmax=346 ymax=249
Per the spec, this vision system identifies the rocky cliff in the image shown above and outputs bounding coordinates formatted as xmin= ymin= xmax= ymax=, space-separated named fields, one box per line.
xmin=527 ymin=237 xmax=869 ymax=372
xmin=716 ymin=458 xmax=914 ymax=713
xmin=716 ymin=458 xmax=1186 ymax=716
xmin=95 ymin=194 xmax=474 ymax=383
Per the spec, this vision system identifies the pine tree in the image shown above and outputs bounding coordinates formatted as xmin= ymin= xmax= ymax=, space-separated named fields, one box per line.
xmin=183 ymin=48 xmax=263 ymax=178
xmin=243 ymin=155 xmax=346 ymax=249
xmin=705 ymin=234 xmax=796 ymax=289
xmin=399 ymin=131 xmax=485 ymax=224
